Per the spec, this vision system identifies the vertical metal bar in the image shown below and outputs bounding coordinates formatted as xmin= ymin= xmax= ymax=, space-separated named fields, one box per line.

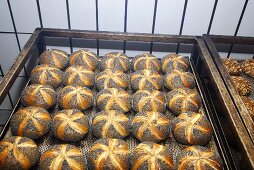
xmin=0 ymin=65 xmax=14 ymax=109
xmin=66 ymin=0 xmax=73 ymax=53
xmin=7 ymin=0 xmax=29 ymax=80
xmin=227 ymin=0 xmax=249 ymax=58
xmin=176 ymin=0 xmax=188 ymax=54
xmin=150 ymin=0 xmax=158 ymax=54
xmin=123 ymin=0 xmax=128 ymax=53
xmin=36 ymin=0 xmax=43 ymax=28
xmin=95 ymin=0 xmax=100 ymax=56
xmin=207 ymin=0 xmax=218 ymax=34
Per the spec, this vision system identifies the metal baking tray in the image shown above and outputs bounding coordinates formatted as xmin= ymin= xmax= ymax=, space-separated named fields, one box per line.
xmin=0 ymin=28 xmax=253 ymax=169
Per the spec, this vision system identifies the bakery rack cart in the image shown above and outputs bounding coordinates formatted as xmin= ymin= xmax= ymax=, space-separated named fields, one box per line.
xmin=0 ymin=28 xmax=254 ymax=169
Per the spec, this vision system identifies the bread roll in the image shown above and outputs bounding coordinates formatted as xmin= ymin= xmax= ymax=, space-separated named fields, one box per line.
xmin=58 ymin=85 xmax=93 ymax=111
xmin=92 ymin=110 xmax=130 ymax=139
xmin=88 ymin=138 xmax=130 ymax=170
xmin=161 ymin=54 xmax=189 ymax=73
xmin=69 ymin=49 xmax=99 ymax=71
xmin=133 ymin=90 xmax=166 ymax=113
xmin=100 ymin=52 xmax=130 ymax=72
xmin=132 ymin=142 xmax=174 ymax=170
xmin=20 ymin=84 xmax=56 ymax=110
xmin=52 ymin=109 xmax=89 ymax=142
xmin=96 ymin=88 xmax=131 ymax=113
xmin=10 ymin=106 xmax=51 ymax=140
xmin=131 ymin=111 xmax=170 ymax=142
xmin=0 ymin=136 xmax=39 ymax=170
xmin=39 ymin=49 xmax=68 ymax=69
xmin=242 ymin=59 xmax=254 ymax=77
xmin=132 ymin=53 xmax=160 ymax=71
xmin=231 ymin=76 xmax=252 ymax=96
xmin=222 ymin=58 xmax=241 ymax=76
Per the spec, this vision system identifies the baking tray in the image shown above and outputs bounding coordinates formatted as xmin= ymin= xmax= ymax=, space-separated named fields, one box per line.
xmin=0 ymin=28 xmax=253 ymax=169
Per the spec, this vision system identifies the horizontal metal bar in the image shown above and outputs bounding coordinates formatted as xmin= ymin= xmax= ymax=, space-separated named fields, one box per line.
xmin=41 ymin=28 xmax=197 ymax=44
xmin=0 ymin=31 xmax=32 ymax=35
xmin=205 ymin=34 xmax=254 ymax=45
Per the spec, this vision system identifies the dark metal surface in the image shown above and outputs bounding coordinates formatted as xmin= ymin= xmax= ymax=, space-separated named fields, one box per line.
xmin=0 ymin=28 xmax=254 ymax=169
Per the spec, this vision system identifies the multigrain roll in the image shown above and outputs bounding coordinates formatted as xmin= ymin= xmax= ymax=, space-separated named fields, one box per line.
xmin=161 ymin=54 xmax=189 ymax=73
xmin=58 ymin=85 xmax=93 ymax=111
xmin=88 ymin=138 xmax=130 ymax=170
xmin=231 ymin=76 xmax=252 ymax=96
xmin=52 ymin=109 xmax=89 ymax=142
xmin=100 ymin=52 xmax=130 ymax=72
xmin=172 ymin=112 xmax=213 ymax=145
xmin=242 ymin=59 xmax=254 ymax=77
xmin=39 ymin=144 xmax=86 ymax=170
xmin=132 ymin=53 xmax=160 ymax=71
xmin=92 ymin=110 xmax=130 ymax=139
xmin=131 ymin=69 xmax=162 ymax=91
xmin=0 ymin=136 xmax=39 ymax=170
xmin=167 ymin=88 xmax=201 ymax=115
xmin=177 ymin=146 xmax=222 ymax=170
xmin=30 ymin=64 xmax=63 ymax=88
xmin=96 ymin=88 xmax=131 ymax=113
xmin=10 ymin=106 xmax=51 ymax=140
xmin=133 ymin=90 xmax=166 ymax=113
xmin=95 ymin=68 xmax=129 ymax=90
xmin=132 ymin=142 xmax=174 ymax=170
xmin=131 ymin=111 xmax=170 ymax=142
xmin=63 ymin=66 xmax=95 ymax=88
xmin=69 ymin=49 xmax=99 ymax=71
xmin=20 ymin=84 xmax=56 ymax=110
xmin=241 ymin=96 xmax=254 ymax=120
xmin=222 ymin=58 xmax=241 ymax=76
xmin=39 ymin=49 xmax=68 ymax=70
xmin=164 ymin=70 xmax=195 ymax=90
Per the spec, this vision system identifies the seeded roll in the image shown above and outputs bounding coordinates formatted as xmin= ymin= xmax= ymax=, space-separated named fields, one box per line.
xmin=20 ymin=84 xmax=56 ymax=110
xmin=39 ymin=144 xmax=86 ymax=170
xmin=10 ymin=106 xmax=51 ymax=140
xmin=63 ymin=65 xmax=95 ymax=88
xmin=69 ymin=49 xmax=99 ymax=71
xmin=31 ymin=64 xmax=63 ymax=88
xmin=241 ymin=96 xmax=254 ymax=120
xmin=92 ymin=110 xmax=130 ymax=139
xmin=100 ymin=52 xmax=130 ymax=72
xmin=172 ymin=112 xmax=212 ymax=145
xmin=95 ymin=68 xmax=129 ymax=90
xmin=231 ymin=76 xmax=252 ymax=96
xmin=222 ymin=58 xmax=241 ymax=76
xmin=0 ymin=136 xmax=39 ymax=170
xmin=132 ymin=142 xmax=174 ymax=170
xmin=177 ymin=146 xmax=222 ymax=170
xmin=161 ymin=54 xmax=189 ymax=73
xmin=164 ymin=69 xmax=195 ymax=90
xmin=132 ymin=53 xmax=160 ymax=71
xmin=242 ymin=59 xmax=254 ymax=77
xmin=88 ymin=138 xmax=130 ymax=170
xmin=96 ymin=88 xmax=131 ymax=113
xmin=167 ymin=88 xmax=201 ymax=115
xmin=131 ymin=111 xmax=170 ymax=142
xmin=39 ymin=49 xmax=68 ymax=69
xmin=133 ymin=90 xmax=166 ymax=113
xmin=131 ymin=69 xmax=162 ymax=91
xmin=58 ymin=85 xmax=93 ymax=111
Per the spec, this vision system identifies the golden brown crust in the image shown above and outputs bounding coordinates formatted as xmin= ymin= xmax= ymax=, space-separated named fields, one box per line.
xmin=242 ymin=59 xmax=254 ymax=77
xmin=88 ymin=138 xmax=130 ymax=170
xmin=39 ymin=49 xmax=68 ymax=69
xmin=132 ymin=53 xmax=160 ymax=71
xmin=0 ymin=136 xmax=39 ymax=170
xmin=161 ymin=54 xmax=189 ymax=73
xmin=69 ymin=49 xmax=99 ymax=71
xmin=231 ymin=76 xmax=252 ymax=96
xmin=92 ymin=110 xmax=130 ymax=139
xmin=241 ymin=96 xmax=254 ymax=120
xmin=177 ymin=146 xmax=222 ymax=170
xmin=132 ymin=142 xmax=174 ymax=170
xmin=222 ymin=58 xmax=241 ymax=76
xmin=39 ymin=144 xmax=85 ymax=170
xmin=131 ymin=112 xmax=170 ymax=142
xmin=96 ymin=88 xmax=131 ymax=113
